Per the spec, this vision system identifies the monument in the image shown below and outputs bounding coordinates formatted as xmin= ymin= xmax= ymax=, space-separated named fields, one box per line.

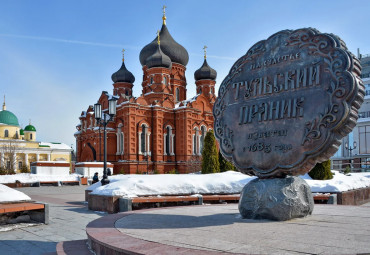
xmin=213 ymin=28 xmax=364 ymax=220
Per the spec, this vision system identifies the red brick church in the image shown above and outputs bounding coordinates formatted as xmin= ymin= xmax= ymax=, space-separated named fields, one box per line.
xmin=75 ymin=10 xmax=217 ymax=174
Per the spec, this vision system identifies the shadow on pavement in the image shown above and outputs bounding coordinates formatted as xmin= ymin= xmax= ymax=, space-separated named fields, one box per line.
xmin=0 ymin=239 xmax=57 ymax=255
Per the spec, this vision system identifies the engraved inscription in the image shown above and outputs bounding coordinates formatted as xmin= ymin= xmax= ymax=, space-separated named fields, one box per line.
xmin=213 ymin=28 xmax=363 ymax=178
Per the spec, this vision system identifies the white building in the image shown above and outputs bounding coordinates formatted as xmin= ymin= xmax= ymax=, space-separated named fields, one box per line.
xmin=332 ymin=52 xmax=370 ymax=171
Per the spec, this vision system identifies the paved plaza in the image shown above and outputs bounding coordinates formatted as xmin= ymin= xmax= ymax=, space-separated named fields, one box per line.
xmin=0 ymin=186 xmax=370 ymax=254
xmin=0 ymin=186 xmax=103 ymax=255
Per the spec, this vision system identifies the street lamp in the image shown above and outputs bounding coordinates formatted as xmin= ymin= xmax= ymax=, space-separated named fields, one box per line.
xmin=345 ymin=141 xmax=357 ymax=158
xmin=94 ymin=97 xmax=117 ymax=186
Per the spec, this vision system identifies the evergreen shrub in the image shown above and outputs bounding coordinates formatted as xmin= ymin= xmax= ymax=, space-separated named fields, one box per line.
xmin=308 ymin=159 xmax=333 ymax=180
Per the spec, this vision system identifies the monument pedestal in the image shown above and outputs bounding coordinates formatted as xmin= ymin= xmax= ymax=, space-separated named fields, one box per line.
xmin=239 ymin=176 xmax=314 ymax=221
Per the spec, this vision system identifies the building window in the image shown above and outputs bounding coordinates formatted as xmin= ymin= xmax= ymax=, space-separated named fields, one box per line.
xmin=150 ymin=77 xmax=154 ymax=84
xmin=165 ymin=126 xmax=171 ymax=155
xmin=15 ymin=131 xmax=19 ymax=139
xmin=120 ymin=133 xmax=124 ymax=154
xmin=359 ymin=126 xmax=370 ymax=154
xmin=163 ymin=76 xmax=167 ymax=85
xmin=199 ymin=88 xmax=202 ymax=94
xmin=140 ymin=124 xmax=150 ymax=154
xmin=18 ymin=161 xmax=22 ymax=170
xmin=30 ymin=133 xmax=33 ymax=140
xmin=6 ymin=161 xmax=11 ymax=170
xmin=125 ymin=90 xmax=129 ymax=96
xmin=176 ymin=88 xmax=180 ymax=102
xmin=116 ymin=126 xmax=124 ymax=155
xmin=193 ymin=127 xmax=199 ymax=155
xmin=4 ymin=130 xmax=8 ymax=138
xmin=200 ymin=126 xmax=206 ymax=153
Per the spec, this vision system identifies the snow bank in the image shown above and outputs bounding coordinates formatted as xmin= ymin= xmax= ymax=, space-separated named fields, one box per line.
xmin=302 ymin=171 xmax=370 ymax=193
xmin=89 ymin=171 xmax=256 ymax=197
xmin=0 ymin=173 xmax=81 ymax=184
xmin=89 ymin=170 xmax=370 ymax=197
xmin=0 ymin=184 xmax=31 ymax=202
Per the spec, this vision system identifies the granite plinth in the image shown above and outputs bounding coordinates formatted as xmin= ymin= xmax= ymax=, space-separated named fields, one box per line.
xmin=238 ymin=176 xmax=314 ymax=221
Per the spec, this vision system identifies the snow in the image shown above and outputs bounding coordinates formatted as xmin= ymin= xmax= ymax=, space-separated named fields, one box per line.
xmin=302 ymin=171 xmax=370 ymax=193
xmin=39 ymin=142 xmax=71 ymax=150
xmin=0 ymin=173 xmax=81 ymax=184
xmin=88 ymin=171 xmax=256 ymax=197
xmin=88 ymin=170 xmax=370 ymax=197
xmin=0 ymin=184 xmax=31 ymax=202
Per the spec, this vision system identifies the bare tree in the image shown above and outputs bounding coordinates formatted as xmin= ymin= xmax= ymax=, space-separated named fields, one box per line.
xmin=0 ymin=140 xmax=21 ymax=174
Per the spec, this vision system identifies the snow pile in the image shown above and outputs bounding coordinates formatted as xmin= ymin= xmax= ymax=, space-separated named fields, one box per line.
xmin=0 ymin=173 xmax=81 ymax=184
xmin=89 ymin=170 xmax=370 ymax=197
xmin=0 ymin=184 xmax=31 ymax=202
xmin=302 ymin=171 xmax=370 ymax=193
xmin=89 ymin=171 xmax=256 ymax=197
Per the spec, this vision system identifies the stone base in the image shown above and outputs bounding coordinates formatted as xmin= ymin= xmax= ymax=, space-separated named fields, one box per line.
xmin=239 ymin=176 xmax=314 ymax=221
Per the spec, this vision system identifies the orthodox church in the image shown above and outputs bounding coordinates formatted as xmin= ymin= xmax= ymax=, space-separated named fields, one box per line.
xmin=0 ymin=98 xmax=72 ymax=171
xmin=75 ymin=9 xmax=217 ymax=174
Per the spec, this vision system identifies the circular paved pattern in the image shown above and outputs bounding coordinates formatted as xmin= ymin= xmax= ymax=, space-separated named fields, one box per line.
xmin=87 ymin=204 xmax=370 ymax=254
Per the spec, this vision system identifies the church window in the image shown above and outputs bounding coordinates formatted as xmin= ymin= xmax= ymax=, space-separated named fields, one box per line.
xmin=116 ymin=126 xmax=124 ymax=155
xmin=6 ymin=161 xmax=10 ymax=170
xmin=150 ymin=77 xmax=154 ymax=84
xmin=120 ymin=133 xmax=124 ymax=153
xmin=193 ymin=127 xmax=199 ymax=155
xmin=4 ymin=130 xmax=8 ymax=138
xmin=165 ymin=126 xmax=174 ymax=155
xmin=176 ymin=88 xmax=180 ymax=102
xmin=199 ymin=88 xmax=202 ymax=94
xmin=125 ymin=90 xmax=129 ymax=96
xmin=200 ymin=126 xmax=206 ymax=153
xmin=163 ymin=76 xmax=167 ymax=85
xmin=18 ymin=161 xmax=22 ymax=170
xmin=141 ymin=124 xmax=147 ymax=154
xmin=30 ymin=134 xmax=33 ymax=140
xmin=15 ymin=131 xmax=19 ymax=139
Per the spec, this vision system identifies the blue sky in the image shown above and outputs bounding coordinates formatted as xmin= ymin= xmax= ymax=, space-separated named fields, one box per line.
xmin=1 ymin=0 xmax=370 ymax=149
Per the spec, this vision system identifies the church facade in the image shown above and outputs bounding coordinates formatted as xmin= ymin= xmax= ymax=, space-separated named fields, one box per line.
xmin=75 ymin=12 xmax=217 ymax=174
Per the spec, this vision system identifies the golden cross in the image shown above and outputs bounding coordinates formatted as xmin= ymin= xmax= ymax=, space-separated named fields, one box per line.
xmin=162 ymin=5 xmax=167 ymax=25
xmin=122 ymin=49 xmax=125 ymax=62
xmin=203 ymin=45 xmax=208 ymax=59
xmin=157 ymin=30 xmax=160 ymax=45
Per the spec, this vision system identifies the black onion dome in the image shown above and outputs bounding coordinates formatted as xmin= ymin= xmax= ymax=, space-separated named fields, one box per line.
xmin=194 ymin=59 xmax=217 ymax=81
xmin=145 ymin=44 xmax=172 ymax=69
xmin=111 ymin=62 xmax=135 ymax=83
xmin=140 ymin=24 xmax=189 ymax=66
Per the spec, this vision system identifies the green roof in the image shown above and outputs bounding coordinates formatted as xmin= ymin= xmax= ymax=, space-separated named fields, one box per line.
xmin=20 ymin=129 xmax=24 ymax=135
xmin=0 ymin=110 xmax=19 ymax=126
xmin=24 ymin=124 xmax=36 ymax=131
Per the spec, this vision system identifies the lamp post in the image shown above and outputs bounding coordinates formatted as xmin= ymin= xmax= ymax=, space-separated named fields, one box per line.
xmin=94 ymin=97 xmax=117 ymax=186
xmin=345 ymin=141 xmax=357 ymax=158
xmin=345 ymin=141 xmax=357 ymax=170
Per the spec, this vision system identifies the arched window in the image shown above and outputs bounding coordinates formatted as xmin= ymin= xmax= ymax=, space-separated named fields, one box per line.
xmin=193 ymin=127 xmax=199 ymax=155
xmin=116 ymin=125 xmax=124 ymax=155
xmin=163 ymin=76 xmax=167 ymax=85
xmin=165 ymin=126 xmax=171 ymax=155
xmin=125 ymin=90 xmax=129 ymax=96
xmin=15 ymin=131 xmax=19 ymax=139
xmin=120 ymin=133 xmax=124 ymax=154
xmin=4 ymin=130 xmax=9 ymax=138
xmin=30 ymin=133 xmax=33 ymax=140
xmin=200 ymin=126 xmax=206 ymax=153
xmin=150 ymin=77 xmax=154 ymax=84
xmin=18 ymin=161 xmax=22 ymax=170
xmin=176 ymin=88 xmax=180 ymax=102
xmin=141 ymin=124 xmax=147 ymax=154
